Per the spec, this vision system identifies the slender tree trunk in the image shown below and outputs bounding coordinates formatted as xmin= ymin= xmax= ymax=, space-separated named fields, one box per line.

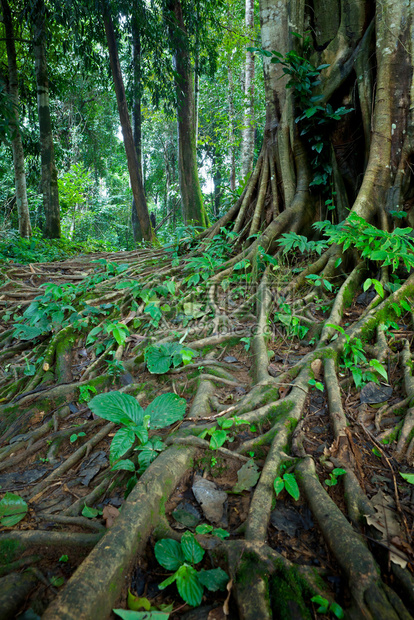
xmin=131 ymin=20 xmax=143 ymax=243
xmin=1 ymin=0 xmax=31 ymax=238
xmin=240 ymin=0 xmax=255 ymax=179
xmin=227 ymin=62 xmax=236 ymax=191
xmin=33 ymin=0 xmax=61 ymax=239
xmin=169 ymin=0 xmax=209 ymax=228
xmin=103 ymin=11 xmax=152 ymax=242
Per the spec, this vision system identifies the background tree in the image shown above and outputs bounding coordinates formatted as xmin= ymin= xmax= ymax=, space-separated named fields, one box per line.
xmin=32 ymin=0 xmax=61 ymax=238
xmin=1 ymin=0 xmax=32 ymax=237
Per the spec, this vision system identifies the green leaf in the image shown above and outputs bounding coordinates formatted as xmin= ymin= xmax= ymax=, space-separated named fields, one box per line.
xmin=0 ymin=492 xmax=28 ymax=526
xmin=400 ymin=472 xmax=414 ymax=484
xmin=114 ymin=610 xmax=170 ymax=619
xmin=181 ymin=531 xmax=205 ymax=564
xmin=283 ymin=473 xmax=300 ymax=501
xmin=213 ymin=528 xmax=230 ymax=540
xmin=145 ymin=343 xmax=180 ymax=374
xmin=154 ymin=539 xmax=184 ymax=571
xmin=197 ymin=568 xmax=228 ymax=591
xmin=209 ymin=429 xmax=228 ymax=449
xmin=50 ymin=576 xmax=65 ymax=587
xmin=232 ymin=460 xmax=260 ymax=493
xmin=195 ymin=524 xmax=213 ymax=535
xmin=158 ymin=572 xmax=178 ymax=590
xmin=311 ymin=595 xmax=329 ymax=613
xmin=110 ymin=428 xmax=136 ymax=463
xmin=145 ymin=393 xmax=187 ymax=429
xmin=127 ymin=590 xmax=151 ymax=611
xmin=82 ymin=505 xmax=100 ymax=518
xmin=274 ymin=477 xmax=285 ymax=496
xmin=89 ymin=392 xmax=144 ymax=426
xmin=330 ymin=601 xmax=344 ymax=619
xmin=111 ymin=459 xmax=135 ymax=472
xmin=175 ymin=565 xmax=204 ymax=607
xmin=369 ymin=359 xmax=388 ymax=381
xmin=332 ymin=468 xmax=347 ymax=477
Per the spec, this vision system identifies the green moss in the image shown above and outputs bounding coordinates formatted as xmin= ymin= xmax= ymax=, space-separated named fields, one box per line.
xmin=270 ymin=566 xmax=312 ymax=620
xmin=0 ymin=539 xmax=25 ymax=565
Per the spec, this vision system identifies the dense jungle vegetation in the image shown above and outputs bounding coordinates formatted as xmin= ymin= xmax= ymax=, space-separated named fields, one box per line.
xmin=1 ymin=0 xmax=414 ymax=619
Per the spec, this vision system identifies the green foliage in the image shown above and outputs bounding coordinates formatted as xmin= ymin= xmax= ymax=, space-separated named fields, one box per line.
xmin=0 ymin=232 xmax=107 ymax=264
xmin=145 ymin=342 xmax=198 ymax=374
xmin=155 ymin=531 xmax=228 ymax=607
xmin=311 ymin=595 xmax=344 ymax=619
xmin=88 ymin=391 xmax=186 ymax=472
xmin=70 ymin=432 xmax=86 ymax=443
xmin=195 ymin=524 xmax=230 ymax=540
xmin=274 ymin=301 xmax=309 ymax=340
xmin=325 ymin=468 xmax=346 ymax=487
xmin=277 ymin=232 xmax=328 ymax=256
xmin=79 ymin=384 xmax=98 ymax=404
xmin=81 ymin=504 xmax=103 ymax=519
xmin=400 ymin=472 xmax=414 ymax=484
xmin=274 ymin=473 xmax=300 ymax=501
xmin=0 ymin=492 xmax=28 ymax=526
xmin=308 ymin=379 xmax=324 ymax=391
xmin=317 ymin=212 xmax=414 ymax=272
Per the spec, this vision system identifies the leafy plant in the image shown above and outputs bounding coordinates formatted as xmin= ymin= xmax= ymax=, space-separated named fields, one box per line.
xmin=274 ymin=301 xmax=309 ymax=340
xmin=400 ymin=472 xmax=414 ymax=484
xmin=79 ymin=384 xmax=98 ymax=403
xmin=88 ymin=391 xmax=186 ymax=471
xmin=144 ymin=342 xmax=198 ymax=374
xmin=274 ymin=472 xmax=300 ymax=501
xmin=154 ymin=531 xmax=228 ymax=607
xmin=311 ymin=595 xmax=344 ymax=619
xmin=82 ymin=504 xmax=103 ymax=519
xmin=308 ymin=378 xmax=324 ymax=391
xmin=70 ymin=432 xmax=86 ymax=443
xmin=195 ymin=524 xmax=230 ymax=540
xmin=325 ymin=468 xmax=346 ymax=487
xmin=0 ymin=492 xmax=28 ymax=526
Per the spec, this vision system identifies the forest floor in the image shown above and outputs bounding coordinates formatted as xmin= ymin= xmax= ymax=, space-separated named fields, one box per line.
xmin=0 ymin=243 xmax=414 ymax=620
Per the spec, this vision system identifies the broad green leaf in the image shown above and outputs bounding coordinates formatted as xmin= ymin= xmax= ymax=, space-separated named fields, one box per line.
xmin=209 ymin=430 xmax=228 ymax=449
xmin=50 ymin=576 xmax=65 ymax=587
xmin=195 ymin=524 xmax=213 ymax=535
xmin=89 ymin=392 xmax=144 ymax=426
xmin=145 ymin=393 xmax=187 ymax=429
xmin=145 ymin=343 xmax=178 ymax=374
xmin=283 ymin=473 xmax=300 ymax=501
xmin=400 ymin=472 xmax=414 ymax=484
xmin=175 ymin=565 xmax=203 ymax=607
xmin=111 ymin=459 xmax=135 ymax=472
xmin=82 ymin=505 xmax=99 ymax=518
xmin=181 ymin=531 xmax=205 ymax=564
xmin=370 ymin=359 xmax=388 ymax=381
xmin=154 ymin=539 xmax=184 ymax=571
xmin=114 ymin=610 xmax=170 ymax=619
xmin=233 ymin=460 xmax=260 ymax=493
xmin=197 ymin=568 xmax=228 ymax=592
xmin=0 ymin=492 xmax=28 ymax=526
xmin=274 ymin=477 xmax=285 ymax=496
xmin=332 ymin=468 xmax=347 ymax=477
xmin=127 ymin=590 xmax=151 ymax=611
xmin=213 ymin=528 xmax=230 ymax=540
xmin=110 ymin=428 xmax=136 ymax=463
xmin=330 ymin=601 xmax=344 ymax=619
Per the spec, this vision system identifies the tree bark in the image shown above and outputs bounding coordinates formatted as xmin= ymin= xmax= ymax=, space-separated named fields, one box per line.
xmin=131 ymin=19 xmax=143 ymax=243
xmin=1 ymin=0 xmax=32 ymax=238
xmin=168 ymin=0 xmax=209 ymax=228
xmin=33 ymin=0 xmax=61 ymax=239
xmin=103 ymin=11 xmax=152 ymax=242
xmin=227 ymin=61 xmax=236 ymax=191
xmin=240 ymin=0 xmax=255 ymax=179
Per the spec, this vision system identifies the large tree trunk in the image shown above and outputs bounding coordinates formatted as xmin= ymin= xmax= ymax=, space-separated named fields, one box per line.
xmin=227 ymin=61 xmax=236 ymax=191
xmin=169 ymin=0 xmax=209 ymax=228
xmin=33 ymin=0 xmax=61 ymax=239
xmin=103 ymin=11 xmax=152 ymax=242
xmin=240 ymin=0 xmax=255 ymax=179
xmin=1 ymin=0 xmax=32 ymax=238
xmin=131 ymin=19 xmax=144 ymax=243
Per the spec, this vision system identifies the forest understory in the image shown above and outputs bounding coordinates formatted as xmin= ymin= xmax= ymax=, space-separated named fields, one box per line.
xmin=0 ymin=219 xmax=414 ymax=620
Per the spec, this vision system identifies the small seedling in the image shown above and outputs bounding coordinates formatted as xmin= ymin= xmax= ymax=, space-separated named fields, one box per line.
xmin=79 ymin=384 xmax=98 ymax=403
xmin=325 ymin=468 xmax=346 ymax=487
xmin=59 ymin=555 xmax=69 ymax=562
xmin=195 ymin=524 xmax=230 ymax=540
xmin=155 ymin=531 xmax=229 ymax=606
xmin=311 ymin=595 xmax=344 ymax=618
xmin=274 ymin=473 xmax=300 ymax=500
xmin=70 ymin=432 xmax=86 ymax=443
xmin=308 ymin=378 xmax=324 ymax=391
